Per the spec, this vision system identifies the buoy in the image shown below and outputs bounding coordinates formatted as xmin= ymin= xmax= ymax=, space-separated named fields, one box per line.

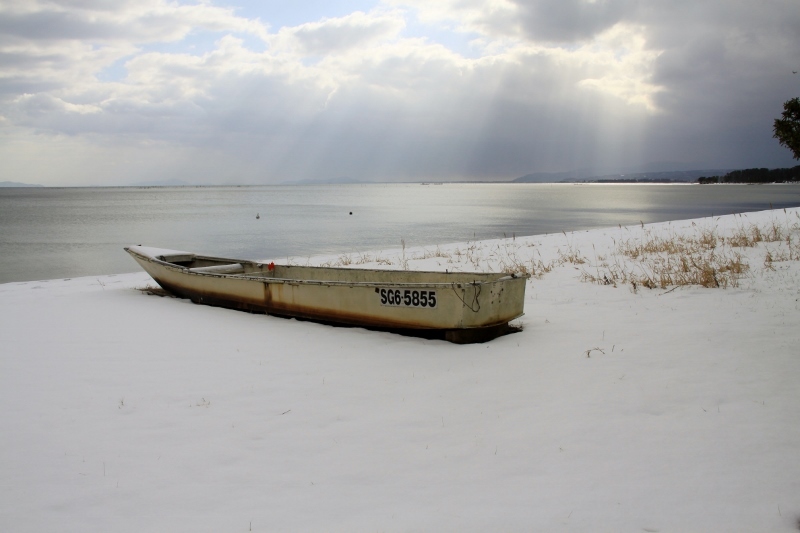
xmin=256 ymin=213 xmax=260 ymax=219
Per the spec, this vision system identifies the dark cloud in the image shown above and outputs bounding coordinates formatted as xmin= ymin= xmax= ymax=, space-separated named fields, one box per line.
xmin=514 ymin=0 xmax=638 ymax=42
xmin=1 ymin=0 xmax=799 ymax=186
xmin=635 ymin=0 xmax=800 ymax=169
xmin=0 ymin=11 xmax=119 ymax=41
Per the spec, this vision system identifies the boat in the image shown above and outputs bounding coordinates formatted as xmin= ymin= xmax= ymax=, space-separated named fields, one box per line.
xmin=125 ymin=245 xmax=529 ymax=343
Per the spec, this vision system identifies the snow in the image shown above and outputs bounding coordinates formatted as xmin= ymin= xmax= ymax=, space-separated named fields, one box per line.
xmin=2 ymin=208 xmax=800 ymax=532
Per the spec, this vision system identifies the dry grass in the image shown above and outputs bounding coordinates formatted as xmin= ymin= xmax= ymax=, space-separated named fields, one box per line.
xmin=557 ymin=247 xmax=587 ymax=265
xmin=297 ymin=211 xmax=800 ymax=291
xmin=764 ymin=236 xmax=800 ymax=269
xmin=590 ymin=250 xmax=749 ymax=289
xmin=413 ymin=246 xmax=452 ymax=260
xmin=318 ymin=251 xmax=389 ymax=268
xmin=582 ymin=214 xmax=800 ymax=290
xmin=495 ymin=247 xmax=557 ymax=278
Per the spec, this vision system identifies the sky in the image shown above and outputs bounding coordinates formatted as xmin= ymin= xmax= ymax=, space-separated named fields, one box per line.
xmin=0 ymin=0 xmax=799 ymax=186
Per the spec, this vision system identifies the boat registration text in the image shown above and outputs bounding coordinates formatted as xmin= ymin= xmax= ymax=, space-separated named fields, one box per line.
xmin=378 ymin=288 xmax=437 ymax=308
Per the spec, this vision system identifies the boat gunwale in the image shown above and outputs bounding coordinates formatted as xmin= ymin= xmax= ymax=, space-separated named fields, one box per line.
xmin=125 ymin=246 xmax=530 ymax=289
xmin=125 ymin=245 xmax=529 ymax=342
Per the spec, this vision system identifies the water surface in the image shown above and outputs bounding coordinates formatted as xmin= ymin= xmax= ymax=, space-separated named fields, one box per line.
xmin=2 ymin=183 xmax=799 ymax=283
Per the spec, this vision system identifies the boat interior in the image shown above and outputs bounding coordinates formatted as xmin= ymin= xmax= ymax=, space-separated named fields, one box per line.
xmin=157 ymin=252 xmax=516 ymax=285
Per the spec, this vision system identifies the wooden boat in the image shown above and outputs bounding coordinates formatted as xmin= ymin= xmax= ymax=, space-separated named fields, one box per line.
xmin=125 ymin=245 xmax=529 ymax=343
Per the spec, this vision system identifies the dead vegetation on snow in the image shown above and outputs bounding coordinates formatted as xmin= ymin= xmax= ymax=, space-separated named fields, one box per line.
xmin=296 ymin=210 xmax=800 ymax=291
xmin=580 ymin=211 xmax=800 ymax=290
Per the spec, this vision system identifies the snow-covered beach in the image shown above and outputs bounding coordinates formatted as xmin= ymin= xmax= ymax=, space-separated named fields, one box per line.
xmin=2 ymin=208 xmax=800 ymax=532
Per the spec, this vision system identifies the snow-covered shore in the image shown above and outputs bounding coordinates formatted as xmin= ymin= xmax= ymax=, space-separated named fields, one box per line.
xmin=2 ymin=209 xmax=799 ymax=532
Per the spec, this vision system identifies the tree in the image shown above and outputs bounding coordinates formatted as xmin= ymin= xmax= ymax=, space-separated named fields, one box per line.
xmin=774 ymin=97 xmax=800 ymax=160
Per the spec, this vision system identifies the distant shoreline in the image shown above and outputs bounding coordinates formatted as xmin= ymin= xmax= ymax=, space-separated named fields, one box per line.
xmin=0 ymin=181 xmax=44 ymax=188
xmin=5 ymin=181 xmax=800 ymax=189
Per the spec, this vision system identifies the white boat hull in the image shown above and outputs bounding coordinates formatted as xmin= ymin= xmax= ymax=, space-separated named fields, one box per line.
xmin=126 ymin=246 xmax=528 ymax=343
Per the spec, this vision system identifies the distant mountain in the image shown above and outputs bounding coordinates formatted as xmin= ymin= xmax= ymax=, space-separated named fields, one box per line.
xmin=581 ymin=169 xmax=735 ymax=183
xmin=0 ymin=181 xmax=44 ymax=187
xmin=627 ymin=161 xmax=716 ymax=172
xmin=513 ymin=170 xmax=597 ymax=183
xmin=514 ymin=169 xmax=735 ymax=183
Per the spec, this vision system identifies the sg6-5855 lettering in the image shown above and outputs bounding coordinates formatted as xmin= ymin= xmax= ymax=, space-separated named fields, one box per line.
xmin=379 ymin=288 xmax=437 ymax=308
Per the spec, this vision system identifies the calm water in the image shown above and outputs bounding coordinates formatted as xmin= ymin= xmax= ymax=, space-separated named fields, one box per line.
xmin=2 ymin=183 xmax=800 ymax=283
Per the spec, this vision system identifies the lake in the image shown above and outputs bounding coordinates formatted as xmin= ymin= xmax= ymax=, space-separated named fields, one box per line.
xmin=2 ymin=183 xmax=799 ymax=283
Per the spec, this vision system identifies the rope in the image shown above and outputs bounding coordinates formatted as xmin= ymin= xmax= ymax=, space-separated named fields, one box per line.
xmin=451 ymin=282 xmax=481 ymax=313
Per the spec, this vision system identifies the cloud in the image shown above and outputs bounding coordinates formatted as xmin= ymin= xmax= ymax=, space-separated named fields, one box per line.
xmin=386 ymin=0 xmax=520 ymax=40
xmin=0 ymin=0 xmax=267 ymax=42
xmin=1 ymin=0 xmax=798 ymax=185
xmin=514 ymin=0 xmax=638 ymax=43
xmin=0 ymin=0 xmax=268 ymax=98
xmin=268 ymin=10 xmax=406 ymax=56
xmin=15 ymin=92 xmax=101 ymax=115
xmin=385 ymin=0 xmax=638 ymax=43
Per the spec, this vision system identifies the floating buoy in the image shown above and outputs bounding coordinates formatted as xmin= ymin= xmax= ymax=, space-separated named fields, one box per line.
xmin=256 ymin=213 xmax=260 ymax=219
